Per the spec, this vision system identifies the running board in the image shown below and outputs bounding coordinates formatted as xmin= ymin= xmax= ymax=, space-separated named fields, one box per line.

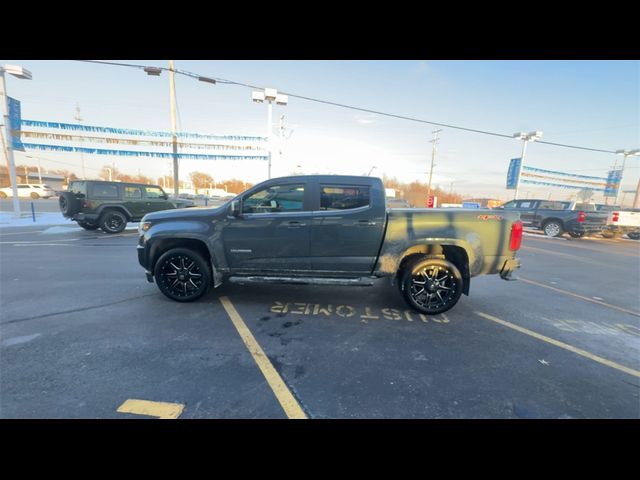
xmin=228 ymin=276 xmax=375 ymax=287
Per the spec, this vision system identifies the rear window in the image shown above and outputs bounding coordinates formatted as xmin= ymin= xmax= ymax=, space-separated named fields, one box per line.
xmin=320 ymin=185 xmax=370 ymax=210
xmin=538 ymin=201 xmax=569 ymax=210
xmin=68 ymin=181 xmax=87 ymax=196
xmin=89 ymin=183 xmax=119 ymax=199
xmin=574 ymin=203 xmax=596 ymax=211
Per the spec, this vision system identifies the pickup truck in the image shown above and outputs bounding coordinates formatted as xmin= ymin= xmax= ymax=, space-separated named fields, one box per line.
xmin=137 ymin=175 xmax=522 ymax=314
xmin=496 ymin=199 xmax=608 ymax=238
xmin=601 ymin=209 xmax=640 ymax=239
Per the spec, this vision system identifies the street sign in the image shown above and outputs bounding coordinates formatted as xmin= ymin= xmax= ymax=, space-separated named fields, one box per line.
xmin=506 ymin=157 xmax=521 ymax=189
xmin=8 ymin=97 xmax=24 ymax=151
xmin=427 ymin=195 xmax=437 ymax=208
xmin=604 ymin=168 xmax=622 ymax=197
xmin=462 ymin=202 xmax=481 ymax=209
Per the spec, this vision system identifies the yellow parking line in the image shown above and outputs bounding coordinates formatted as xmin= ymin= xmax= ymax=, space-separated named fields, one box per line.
xmin=117 ymin=399 xmax=184 ymax=419
xmin=519 ymin=276 xmax=640 ymax=318
xmin=475 ymin=311 xmax=640 ymax=378
xmin=219 ymin=296 xmax=307 ymax=419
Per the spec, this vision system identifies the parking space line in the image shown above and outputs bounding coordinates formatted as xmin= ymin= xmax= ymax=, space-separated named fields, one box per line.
xmin=117 ymin=399 xmax=184 ymax=419
xmin=519 ymin=277 xmax=640 ymax=318
xmin=219 ymin=296 xmax=307 ymax=419
xmin=519 ymin=245 xmax=604 ymax=265
xmin=475 ymin=311 xmax=640 ymax=378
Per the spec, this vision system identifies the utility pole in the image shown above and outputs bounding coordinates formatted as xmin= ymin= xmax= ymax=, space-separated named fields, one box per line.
xmin=633 ymin=178 xmax=640 ymax=209
xmin=169 ymin=60 xmax=179 ymax=196
xmin=427 ymin=129 xmax=442 ymax=199
xmin=74 ymin=104 xmax=86 ymax=179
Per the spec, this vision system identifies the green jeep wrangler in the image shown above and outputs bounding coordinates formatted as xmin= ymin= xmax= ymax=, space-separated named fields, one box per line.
xmin=59 ymin=180 xmax=195 ymax=234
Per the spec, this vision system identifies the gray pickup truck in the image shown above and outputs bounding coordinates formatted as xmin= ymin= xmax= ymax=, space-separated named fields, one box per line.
xmin=497 ymin=199 xmax=608 ymax=238
xmin=137 ymin=175 xmax=522 ymax=314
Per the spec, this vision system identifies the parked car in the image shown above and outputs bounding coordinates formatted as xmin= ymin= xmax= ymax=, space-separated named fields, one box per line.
xmin=0 ymin=183 xmax=56 ymax=199
xmin=495 ymin=199 xmax=608 ymax=238
xmin=59 ymin=180 xmax=196 ymax=234
xmin=600 ymin=208 xmax=640 ymax=239
xmin=386 ymin=198 xmax=411 ymax=208
xmin=137 ymin=175 xmax=522 ymax=315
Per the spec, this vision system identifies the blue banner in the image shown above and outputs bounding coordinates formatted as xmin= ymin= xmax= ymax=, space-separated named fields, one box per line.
xmin=462 ymin=202 xmax=481 ymax=208
xmin=604 ymin=169 xmax=622 ymax=197
xmin=521 ymin=179 xmax=607 ymax=192
xmin=8 ymin=97 xmax=24 ymax=151
xmin=506 ymin=158 xmax=521 ymax=189
xmin=522 ymin=165 xmax=606 ymax=181
xmin=20 ymin=143 xmax=268 ymax=161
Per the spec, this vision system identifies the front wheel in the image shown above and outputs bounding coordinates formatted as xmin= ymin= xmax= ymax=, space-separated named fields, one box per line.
xmin=99 ymin=210 xmax=127 ymax=234
xmin=543 ymin=221 xmax=563 ymax=237
xmin=400 ymin=257 xmax=463 ymax=315
xmin=30 ymin=192 xmax=40 ymax=199
xmin=154 ymin=248 xmax=211 ymax=302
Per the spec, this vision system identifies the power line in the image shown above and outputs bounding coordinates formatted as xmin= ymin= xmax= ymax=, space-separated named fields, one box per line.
xmin=76 ymin=60 xmax=628 ymax=155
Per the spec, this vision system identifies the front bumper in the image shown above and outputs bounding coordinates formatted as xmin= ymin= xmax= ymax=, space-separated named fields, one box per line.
xmin=500 ymin=257 xmax=520 ymax=280
xmin=137 ymin=243 xmax=154 ymax=282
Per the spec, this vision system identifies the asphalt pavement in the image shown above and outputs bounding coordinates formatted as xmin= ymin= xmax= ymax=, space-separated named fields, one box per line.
xmin=1 ymin=224 xmax=638 ymax=418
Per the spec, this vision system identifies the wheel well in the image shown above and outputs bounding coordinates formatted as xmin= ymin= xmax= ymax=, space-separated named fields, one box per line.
xmin=150 ymin=238 xmax=212 ymax=272
xmin=99 ymin=206 xmax=131 ymax=221
xmin=396 ymin=245 xmax=470 ymax=295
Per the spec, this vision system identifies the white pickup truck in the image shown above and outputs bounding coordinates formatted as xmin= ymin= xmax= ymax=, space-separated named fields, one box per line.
xmin=601 ymin=209 xmax=640 ymax=239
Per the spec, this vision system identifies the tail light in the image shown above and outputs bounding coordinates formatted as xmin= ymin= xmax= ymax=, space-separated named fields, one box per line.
xmin=612 ymin=212 xmax=619 ymax=222
xmin=577 ymin=211 xmax=586 ymax=222
xmin=510 ymin=220 xmax=523 ymax=251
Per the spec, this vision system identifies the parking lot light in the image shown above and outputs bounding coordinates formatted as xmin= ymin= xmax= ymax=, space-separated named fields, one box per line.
xmin=512 ymin=130 xmax=543 ymax=200
xmin=252 ymin=88 xmax=288 ymax=179
xmin=614 ymin=149 xmax=640 ymax=205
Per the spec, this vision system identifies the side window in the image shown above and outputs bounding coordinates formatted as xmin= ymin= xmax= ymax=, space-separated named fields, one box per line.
xmin=17 ymin=185 xmax=30 ymax=189
xmin=320 ymin=185 xmax=370 ymax=210
xmin=124 ymin=186 xmax=142 ymax=199
xmin=144 ymin=186 xmax=165 ymax=199
xmin=90 ymin=183 xmax=119 ymax=199
xmin=502 ymin=200 xmax=517 ymax=209
xmin=517 ymin=201 xmax=534 ymax=209
xmin=69 ymin=182 xmax=86 ymax=197
xmin=242 ymin=184 xmax=305 ymax=214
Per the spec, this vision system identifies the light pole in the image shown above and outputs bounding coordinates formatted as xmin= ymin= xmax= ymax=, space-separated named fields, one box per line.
xmin=26 ymin=155 xmax=43 ymax=183
xmin=614 ymin=149 xmax=640 ymax=206
xmin=252 ymin=88 xmax=288 ymax=179
xmin=1 ymin=64 xmax=32 ymax=217
xmin=512 ymin=131 xmax=543 ymax=200
xmin=105 ymin=167 xmax=113 ymax=182
xmin=427 ymin=129 xmax=442 ymax=200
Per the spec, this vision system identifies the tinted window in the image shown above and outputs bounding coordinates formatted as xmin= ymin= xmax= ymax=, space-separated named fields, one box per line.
xmin=517 ymin=201 xmax=535 ymax=209
xmin=243 ymin=184 xmax=305 ymax=213
xmin=68 ymin=181 xmax=86 ymax=196
xmin=538 ymin=201 xmax=569 ymax=210
xmin=124 ymin=186 xmax=142 ymax=199
xmin=320 ymin=185 xmax=370 ymax=210
xmin=144 ymin=186 xmax=165 ymax=199
xmin=90 ymin=183 xmax=119 ymax=199
xmin=501 ymin=201 xmax=517 ymax=209
xmin=17 ymin=185 xmax=30 ymax=189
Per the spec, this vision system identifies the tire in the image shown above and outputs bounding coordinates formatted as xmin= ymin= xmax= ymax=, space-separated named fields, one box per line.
xmin=154 ymin=248 xmax=211 ymax=302
xmin=627 ymin=231 xmax=640 ymax=240
xmin=30 ymin=192 xmax=40 ymax=199
xmin=99 ymin=210 xmax=127 ymax=234
xmin=568 ymin=231 xmax=585 ymax=238
xmin=0 ymin=192 xmax=7 ymax=199
xmin=400 ymin=257 xmax=463 ymax=315
xmin=542 ymin=220 xmax=563 ymax=237
xmin=600 ymin=231 xmax=618 ymax=239
xmin=77 ymin=220 xmax=99 ymax=230
xmin=59 ymin=192 xmax=81 ymax=217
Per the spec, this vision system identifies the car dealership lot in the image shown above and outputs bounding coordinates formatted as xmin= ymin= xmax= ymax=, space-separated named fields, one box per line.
xmin=1 ymin=225 xmax=638 ymax=418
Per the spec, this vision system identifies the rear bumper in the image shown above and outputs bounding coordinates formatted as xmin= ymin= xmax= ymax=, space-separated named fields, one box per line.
xmin=500 ymin=257 xmax=520 ymax=280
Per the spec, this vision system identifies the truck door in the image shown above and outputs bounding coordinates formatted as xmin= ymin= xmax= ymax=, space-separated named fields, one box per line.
xmin=515 ymin=200 xmax=538 ymax=226
xmin=222 ymin=181 xmax=312 ymax=272
xmin=310 ymin=182 xmax=386 ymax=275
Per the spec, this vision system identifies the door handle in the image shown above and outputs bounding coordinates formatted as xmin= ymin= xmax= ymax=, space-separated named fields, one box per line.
xmin=287 ymin=221 xmax=306 ymax=228
xmin=357 ymin=220 xmax=376 ymax=226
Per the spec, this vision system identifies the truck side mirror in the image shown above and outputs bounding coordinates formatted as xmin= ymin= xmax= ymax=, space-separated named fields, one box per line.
xmin=230 ymin=199 xmax=241 ymax=217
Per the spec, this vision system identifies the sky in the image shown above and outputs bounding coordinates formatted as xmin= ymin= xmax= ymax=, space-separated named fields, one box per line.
xmin=2 ymin=60 xmax=639 ymax=203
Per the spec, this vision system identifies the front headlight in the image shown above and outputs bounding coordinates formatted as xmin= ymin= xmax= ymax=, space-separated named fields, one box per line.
xmin=138 ymin=221 xmax=152 ymax=235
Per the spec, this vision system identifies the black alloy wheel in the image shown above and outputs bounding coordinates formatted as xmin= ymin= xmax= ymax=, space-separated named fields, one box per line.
xmin=100 ymin=210 xmax=127 ymax=234
xmin=154 ymin=248 xmax=211 ymax=302
xmin=401 ymin=257 xmax=463 ymax=315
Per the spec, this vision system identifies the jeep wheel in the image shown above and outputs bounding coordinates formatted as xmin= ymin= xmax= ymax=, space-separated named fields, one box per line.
xmin=59 ymin=192 xmax=80 ymax=217
xmin=154 ymin=248 xmax=211 ymax=302
xmin=400 ymin=257 xmax=463 ymax=315
xmin=77 ymin=220 xmax=99 ymax=230
xmin=543 ymin=220 xmax=563 ymax=237
xmin=30 ymin=192 xmax=40 ymax=199
xmin=100 ymin=210 xmax=127 ymax=234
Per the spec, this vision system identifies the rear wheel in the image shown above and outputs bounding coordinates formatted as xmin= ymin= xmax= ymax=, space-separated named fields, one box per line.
xmin=543 ymin=220 xmax=563 ymax=237
xmin=30 ymin=192 xmax=40 ymax=199
xmin=627 ymin=231 xmax=640 ymax=240
xmin=99 ymin=210 xmax=127 ymax=234
xmin=154 ymin=248 xmax=211 ymax=302
xmin=601 ymin=231 xmax=618 ymax=239
xmin=400 ymin=257 xmax=463 ymax=315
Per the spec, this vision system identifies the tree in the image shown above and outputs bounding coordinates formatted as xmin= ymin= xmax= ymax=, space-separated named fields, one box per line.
xmin=189 ymin=171 xmax=214 ymax=189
